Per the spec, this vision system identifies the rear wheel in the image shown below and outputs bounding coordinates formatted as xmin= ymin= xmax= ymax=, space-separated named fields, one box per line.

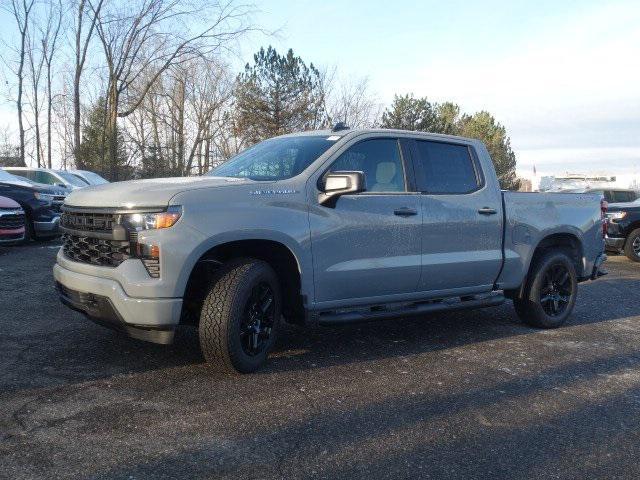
xmin=513 ymin=250 xmax=578 ymax=328
xmin=199 ymin=258 xmax=281 ymax=373
xmin=623 ymin=228 xmax=640 ymax=262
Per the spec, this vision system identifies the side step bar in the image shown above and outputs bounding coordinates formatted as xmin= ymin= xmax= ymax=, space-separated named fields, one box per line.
xmin=317 ymin=293 xmax=505 ymax=326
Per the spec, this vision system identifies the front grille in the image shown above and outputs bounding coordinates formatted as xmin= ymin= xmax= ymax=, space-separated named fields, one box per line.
xmin=61 ymin=211 xmax=115 ymax=233
xmin=62 ymin=233 xmax=130 ymax=267
xmin=0 ymin=212 xmax=25 ymax=229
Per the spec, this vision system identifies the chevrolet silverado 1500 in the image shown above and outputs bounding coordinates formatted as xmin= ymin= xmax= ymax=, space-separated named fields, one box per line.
xmin=54 ymin=128 xmax=606 ymax=373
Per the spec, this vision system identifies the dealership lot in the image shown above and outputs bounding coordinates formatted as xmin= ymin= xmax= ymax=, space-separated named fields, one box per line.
xmin=2 ymin=244 xmax=640 ymax=479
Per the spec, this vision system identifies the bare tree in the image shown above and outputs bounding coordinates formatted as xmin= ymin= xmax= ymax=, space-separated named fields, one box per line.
xmin=73 ymin=0 xmax=103 ymax=160
xmin=3 ymin=0 xmax=36 ymax=166
xmin=125 ymin=57 xmax=233 ymax=177
xmin=42 ymin=0 xmax=64 ymax=168
xmin=92 ymin=0 xmax=252 ymax=179
xmin=324 ymin=75 xmax=381 ymax=129
xmin=26 ymin=17 xmax=45 ymax=166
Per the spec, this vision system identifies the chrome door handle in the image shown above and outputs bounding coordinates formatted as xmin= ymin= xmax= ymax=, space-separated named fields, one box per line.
xmin=478 ymin=207 xmax=497 ymax=215
xmin=394 ymin=207 xmax=418 ymax=217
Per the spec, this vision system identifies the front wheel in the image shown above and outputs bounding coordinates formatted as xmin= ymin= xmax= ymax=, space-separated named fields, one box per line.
xmin=513 ymin=250 xmax=578 ymax=328
xmin=623 ymin=228 xmax=640 ymax=262
xmin=199 ymin=258 xmax=281 ymax=373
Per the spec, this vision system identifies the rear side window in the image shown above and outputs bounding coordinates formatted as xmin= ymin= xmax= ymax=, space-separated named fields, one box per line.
xmin=413 ymin=141 xmax=480 ymax=194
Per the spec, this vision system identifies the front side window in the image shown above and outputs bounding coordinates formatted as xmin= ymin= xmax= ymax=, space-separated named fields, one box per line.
xmin=33 ymin=171 xmax=58 ymax=185
xmin=413 ymin=141 xmax=480 ymax=194
xmin=209 ymin=136 xmax=336 ymax=181
xmin=330 ymin=138 xmax=406 ymax=192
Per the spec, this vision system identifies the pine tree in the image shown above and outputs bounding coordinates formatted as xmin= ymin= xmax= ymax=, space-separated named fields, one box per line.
xmin=381 ymin=94 xmax=520 ymax=190
xmin=76 ymin=98 xmax=128 ymax=180
xmin=458 ymin=111 xmax=520 ymax=191
xmin=235 ymin=46 xmax=325 ymax=145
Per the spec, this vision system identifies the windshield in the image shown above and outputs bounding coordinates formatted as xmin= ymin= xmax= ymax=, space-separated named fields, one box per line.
xmin=0 ymin=169 xmax=24 ymax=182
xmin=57 ymin=171 xmax=89 ymax=187
xmin=208 ymin=136 xmax=337 ymax=181
xmin=78 ymin=171 xmax=108 ymax=185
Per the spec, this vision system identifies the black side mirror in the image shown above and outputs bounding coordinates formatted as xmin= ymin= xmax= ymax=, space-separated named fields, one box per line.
xmin=319 ymin=171 xmax=365 ymax=206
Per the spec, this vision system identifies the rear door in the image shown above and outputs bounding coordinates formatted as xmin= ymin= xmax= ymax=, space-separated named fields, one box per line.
xmin=408 ymin=139 xmax=503 ymax=294
xmin=309 ymin=137 xmax=422 ymax=306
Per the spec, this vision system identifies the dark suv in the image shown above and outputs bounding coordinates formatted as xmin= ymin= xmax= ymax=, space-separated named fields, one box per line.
xmin=0 ymin=169 xmax=66 ymax=240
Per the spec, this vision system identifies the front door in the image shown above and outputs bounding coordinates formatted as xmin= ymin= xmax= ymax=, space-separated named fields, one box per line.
xmin=309 ymin=137 xmax=422 ymax=306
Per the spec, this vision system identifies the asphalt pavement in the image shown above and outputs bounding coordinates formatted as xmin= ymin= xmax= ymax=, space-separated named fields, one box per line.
xmin=1 ymin=242 xmax=640 ymax=479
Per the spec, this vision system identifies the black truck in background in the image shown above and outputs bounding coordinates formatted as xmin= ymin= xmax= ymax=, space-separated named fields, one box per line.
xmin=606 ymin=204 xmax=640 ymax=262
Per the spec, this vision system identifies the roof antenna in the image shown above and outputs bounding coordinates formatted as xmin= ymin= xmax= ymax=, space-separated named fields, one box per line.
xmin=332 ymin=122 xmax=349 ymax=132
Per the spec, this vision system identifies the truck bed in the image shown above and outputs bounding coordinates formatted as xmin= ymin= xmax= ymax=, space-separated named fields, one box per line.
xmin=497 ymin=191 xmax=604 ymax=290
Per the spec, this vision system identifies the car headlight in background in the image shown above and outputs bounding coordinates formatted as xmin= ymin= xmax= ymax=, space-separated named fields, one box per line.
xmin=607 ymin=211 xmax=627 ymax=221
xmin=123 ymin=205 xmax=182 ymax=231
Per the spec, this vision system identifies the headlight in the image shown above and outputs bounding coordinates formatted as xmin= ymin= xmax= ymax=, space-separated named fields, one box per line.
xmin=607 ymin=211 xmax=627 ymax=221
xmin=34 ymin=192 xmax=54 ymax=203
xmin=123 ymin=205 xmax=182 ymax=231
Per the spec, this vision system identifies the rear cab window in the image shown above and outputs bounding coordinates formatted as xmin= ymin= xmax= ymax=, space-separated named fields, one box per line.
xmin=411 ymin=140 xmax=481 ymax=194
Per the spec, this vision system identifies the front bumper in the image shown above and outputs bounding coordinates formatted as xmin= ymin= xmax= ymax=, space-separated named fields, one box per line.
xmin=0 ymin=227 xmax=25 ymax=243
xmin=54 ymin=263 xmax=182 ymax=344
xmin=34 ymin=215 xmax=60 ymax=236
xmin=605 ymin=235 xmax=625 ymax=251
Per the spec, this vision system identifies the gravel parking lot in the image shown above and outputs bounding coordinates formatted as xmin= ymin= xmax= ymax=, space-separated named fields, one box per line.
xmin=1 ymin=243 xmax=640 ymax=479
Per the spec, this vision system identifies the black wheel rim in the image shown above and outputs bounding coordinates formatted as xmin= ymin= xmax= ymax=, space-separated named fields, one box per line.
xmin=539 ymin=262 xmax=573 ymax=317
xmin=239 ymin=282 xmax=275 ymax=356
xmin=633 ymin=236 xmax=640 ymax=255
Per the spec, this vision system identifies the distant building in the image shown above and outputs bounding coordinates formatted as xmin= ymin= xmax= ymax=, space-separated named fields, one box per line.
xmin=538 ymin=173 xmax=618 ymax=192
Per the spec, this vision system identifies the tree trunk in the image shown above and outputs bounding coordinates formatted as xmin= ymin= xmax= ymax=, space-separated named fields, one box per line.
xmin=46 ymin=65 xmax=53 ymax=168
xmin=107 ymin=80 xmax=119 ymax=180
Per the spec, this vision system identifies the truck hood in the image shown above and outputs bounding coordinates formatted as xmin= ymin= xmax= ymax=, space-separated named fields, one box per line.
xmin=63 ymin=176 xmax=255 ymax=209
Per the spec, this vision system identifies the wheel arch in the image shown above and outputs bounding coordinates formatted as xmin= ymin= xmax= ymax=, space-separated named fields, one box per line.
xmin=507 ymin=230 xmax=584 ymax=300
xmin=179 ymin=232 xmax=308 ymax=325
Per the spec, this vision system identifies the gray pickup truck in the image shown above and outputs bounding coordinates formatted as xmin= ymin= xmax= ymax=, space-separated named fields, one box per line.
xmin=54 ymin=127 xmax=606 ymax=373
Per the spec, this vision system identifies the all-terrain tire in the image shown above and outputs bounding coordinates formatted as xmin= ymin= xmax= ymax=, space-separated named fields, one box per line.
xmin=513 ymin=249 xmax=578 ymax=329
xmin=199 ymin=258 xmax=281 ymax=373
xmin=623 ymin=228 xmax=640 ymax=262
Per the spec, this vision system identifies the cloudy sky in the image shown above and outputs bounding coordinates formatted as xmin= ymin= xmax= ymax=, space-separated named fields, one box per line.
xmin=239 ymin=0 xmax=640 ymax=179
xmin=1 ymin=0 xmax=638 ymax=179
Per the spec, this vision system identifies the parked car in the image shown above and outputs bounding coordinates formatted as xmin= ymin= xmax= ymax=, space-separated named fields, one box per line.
xmin=54 ymin=127 xmax=606 ymax=373
xmin=565 ymin=187 xmax=638 ymax=204
xmin=0 ymin=195 xmax=26 ymax=244
xmin=68 ymin=169 xmax=109 ymax=186
xmin=0 ymin=169 xmax=66 ymax=240
xmin=605 ymin=202 xmax=640 ymax=261
xmin=3 ymin=167 xmax=87 ymax=191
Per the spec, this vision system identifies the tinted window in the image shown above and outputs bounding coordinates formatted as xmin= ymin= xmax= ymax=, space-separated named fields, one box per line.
xmin=612 ymin=190 xmax=636 ymax=203
xmin=5 ymin=169 xmax=33 ymax=181
xmin=209 ymin=136 xmax=336 ymax=180
xmin=33 ymin=171 xmax=59 ymax=185
xmin=413 ymin=141 xmax=479 ymax=193
xmin=330 ymin=138 xmax=405 ymax=192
